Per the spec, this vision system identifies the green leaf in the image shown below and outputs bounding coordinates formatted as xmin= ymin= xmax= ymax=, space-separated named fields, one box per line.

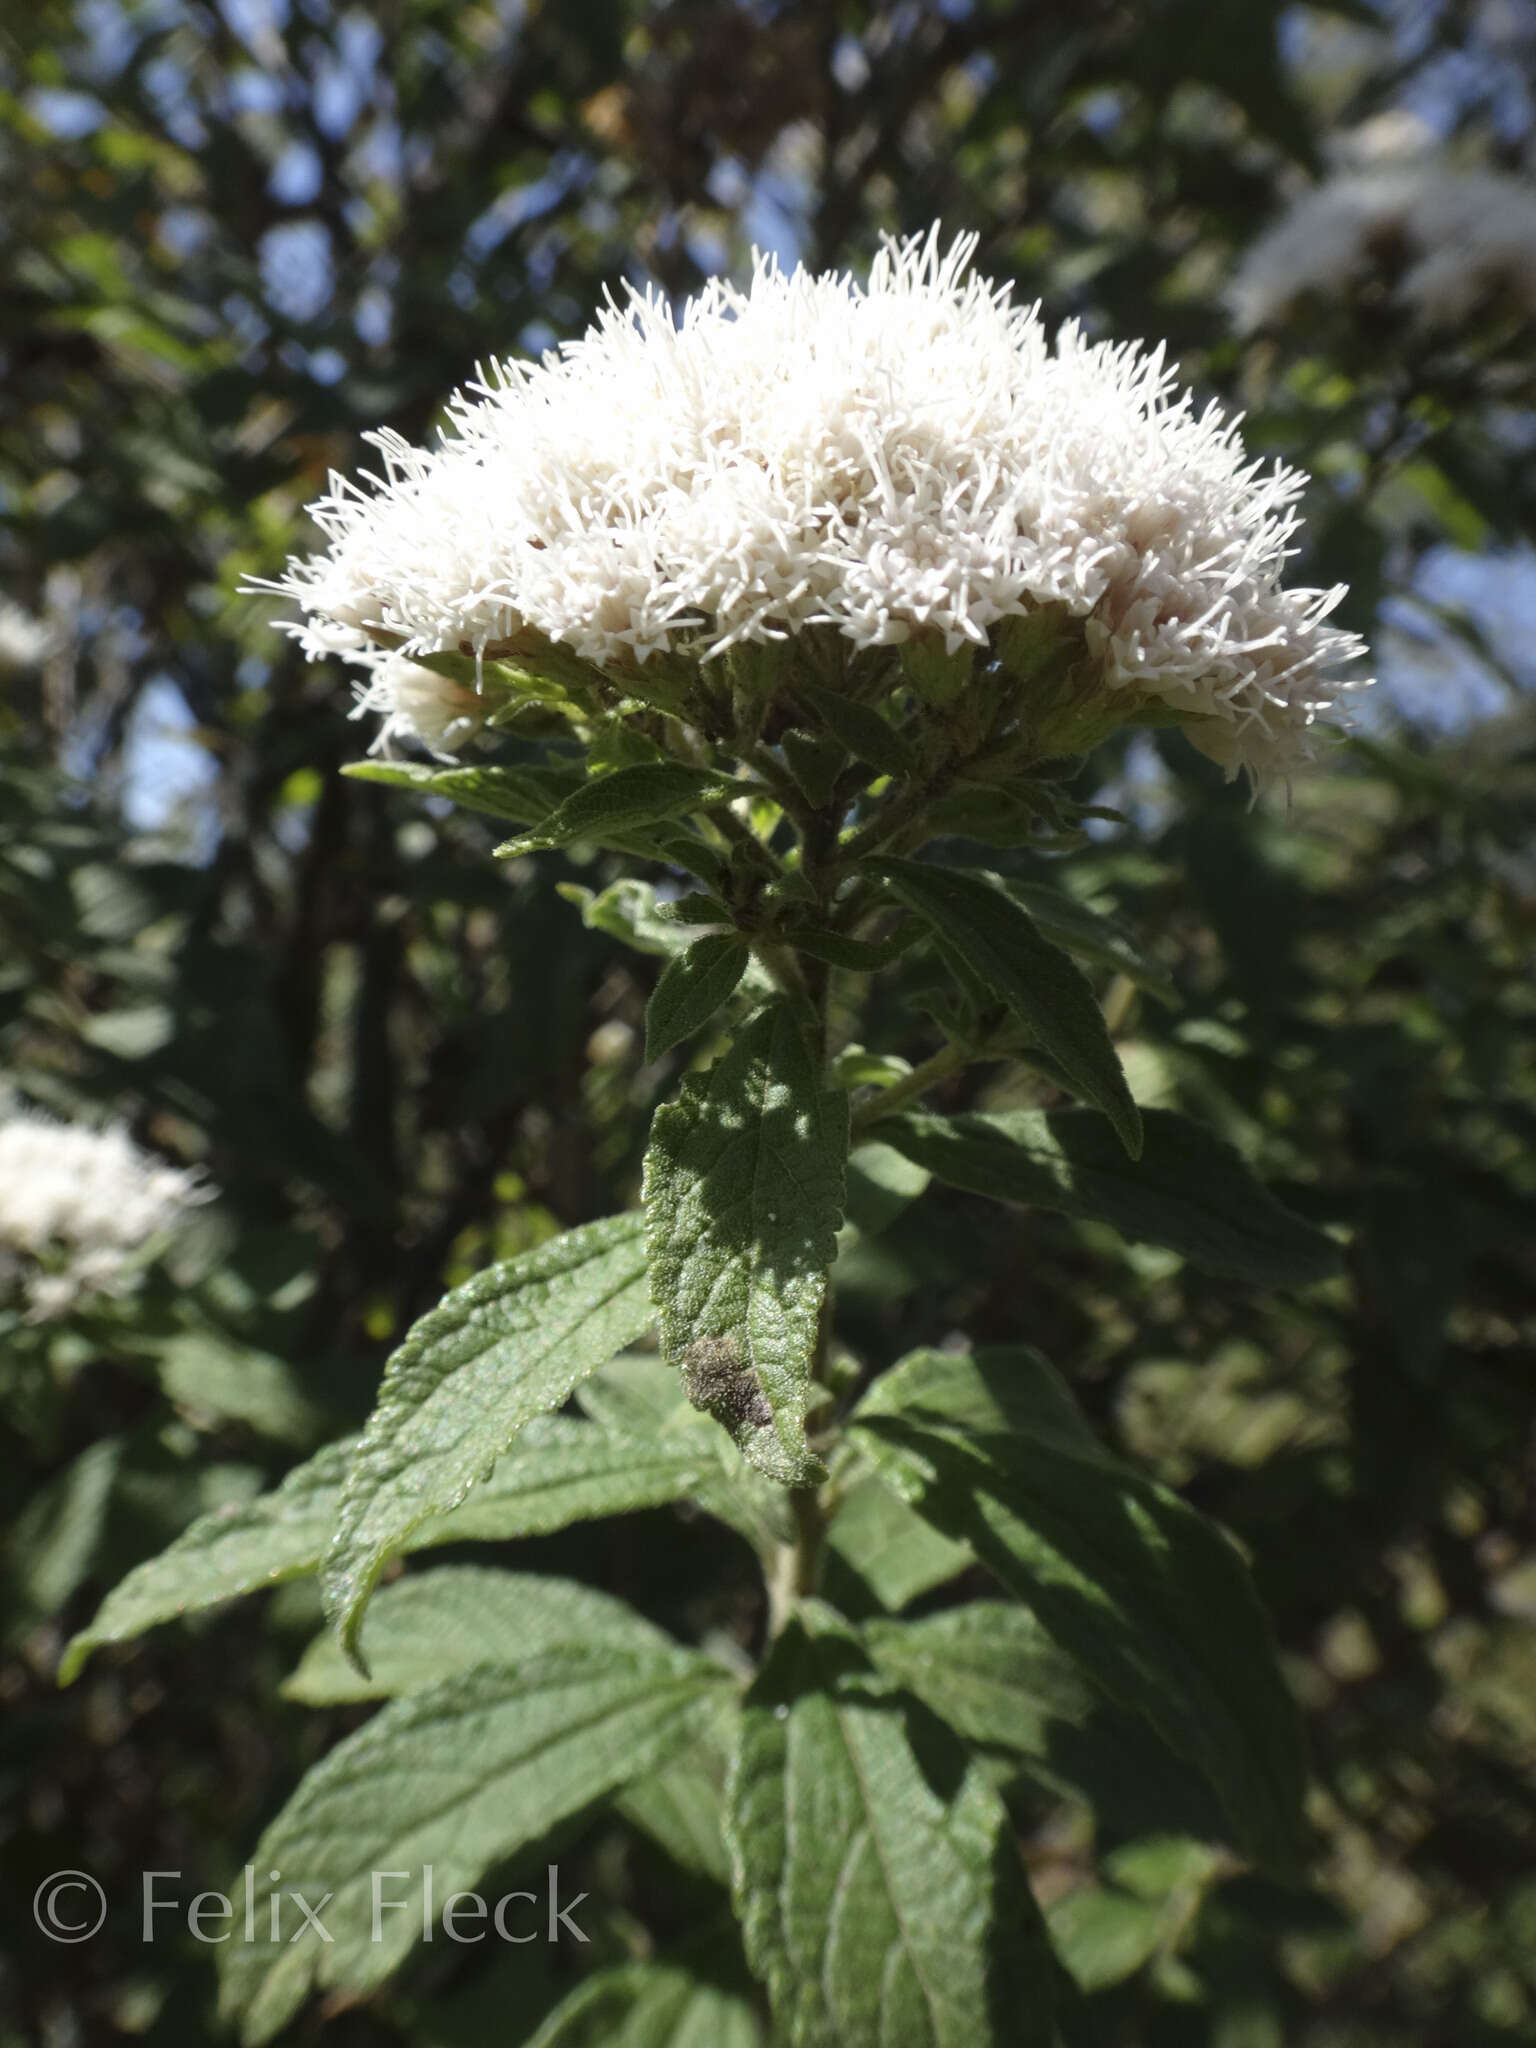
xmin=797 ymin=683 xmax=917 ymax=777
xmin=725 ymin=1602 xmax=1054 ymax=2047
xmin=643 ymin=1003 xmax=848 ymax=1486
xmin=851 ymin=1344 xmax=1104 ymax=1456
xmin=496 ymin=763 xmax=751 ymax=858
xmin=858 ymin=1605 xmax=1229 ymax=1838
xmin=429 ymin=1412 xmax=708 ymax=1545
xmin=525 ymin=1963 xmax=760 ymax=2048
xmin=823 ymin=1467 xmax=972 ymax=1611
xmin=156 ymin=1331 xmax=326 ymax=1446
xmin=325 ymin=1215 xmax=653 ymax=1665
xmin=849 ymin=1352 xmax=1308 ymax=1871
xmin=283 ymin=1565 xmax=669 ymax=1703
xmin=58 ymin=1438 xmax=356 ymax=1684
xmin=646 ymin=934 xmax=751 ymax=1060
xmin=614 ymin=1748 xmax=733 ymax=1885
xmin=61 ymin=1413 xmax=706 ymax=1683
xmin=343 ymin=758 xmax=580 ymax=825
xmin=1046 ymin=1838 xmax=1223 ymax=1994
xmin=873 ymin=860 xmax=1143 ymax=1157
xmin=880 ymin=1108 xmax=1339 ymax=1287
xmin=996 ymin=878 xmax=1177 ymax=1004
xmin=218 ymin=1645 xmax=731 ymax=2044
xmin=784 ymin=922 xmax=917 ymax=972
xmin=782 ymin=725 xmax=848 ymax=807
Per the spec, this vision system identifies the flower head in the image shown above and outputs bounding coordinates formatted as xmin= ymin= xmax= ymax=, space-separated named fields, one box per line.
xmin=1230 ymin=166 xmax=1536 ymax=334
xmin=0 ymin=1110 xmax=210 ymax=1319
xmin=260 ymin=227 xmax=1366 ymax=780
xmin=0 ymin=598 xmax=57 ymax=672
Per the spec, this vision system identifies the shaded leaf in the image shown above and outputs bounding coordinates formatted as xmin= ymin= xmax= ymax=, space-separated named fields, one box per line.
xmin=797 ymin=683 xmax=916 ymax=777
xmin=850 ymin=1352 xmax=1308 ymax=1871
xmin=880 ymin=1108 xmax=1339 ymax=1287
xmin=874 ymin=860 xmax=1142 ymax=1156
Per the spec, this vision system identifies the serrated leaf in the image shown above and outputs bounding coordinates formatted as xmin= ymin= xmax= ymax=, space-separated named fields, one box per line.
xmin=343 ymin=758 xmax=580 ymax=824
xmin=61 ymin=1414 xmax=707 ymax=1683
xmin=880 ymin=1107 xmax=1339 ymax=1287
xmin=325 ymin=1215 xmax=653 ymax=1664
xmin=725 ymin=1602 xmax=1054 ymax=2048
xmin=874 ymin=860 xmax=1142 ymax=1157
xmin=496 ymin=763 xmax=752 ymax=858
xmin=525 ymin=1963 xmax=760 ymax=2048
xmin=283 ymin=1565 xmax=669 ymax=1702
xmin=849 ymin=1351 xmax=1308 ymax=1871
xmin=58 ymin=1438 xmax=356 ymax=1684
xmin=643 ymin=1003 xmax=848 ymax=1486
xmin=797 ymin=683 xmax=916 ymax=777
xmin=219 ymin=1645 xmax=731 ymax=2044
xmin=646 ymin=934 xmax=751 ymax=1060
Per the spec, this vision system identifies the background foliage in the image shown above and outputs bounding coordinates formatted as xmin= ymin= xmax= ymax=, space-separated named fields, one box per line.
xmin=2 ymin=0 xmax=1534 ymax=2043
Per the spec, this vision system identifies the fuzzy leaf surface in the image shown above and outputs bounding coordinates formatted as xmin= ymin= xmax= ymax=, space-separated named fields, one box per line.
xmin=343 ymin=758 xmax=579 ymax=823
xmin=325 ymin=1214 xmax=653 ymax=1663
xmin=881 ymin=1107 xmax=1338 ymax=1286
xmin=62 ymin=1413 xmax=705 ymax=1682
xmin=725 ymin=1602 xmax=1053 ymax=2048
xmin=874 ymin=859 xmax=1142 ymax=1156
xmin=643 ymin=1002 xmax=847 ymax=1485
xmin=219 ymin=1644 xmax=731 ymax=2043
xmin=646 ymin=934 xmax=751 ymax=1060
xmin=284 ymin=1564 xmax=669 ymax=1703
xmin=496 ymin=763 xmax=750 ymax=857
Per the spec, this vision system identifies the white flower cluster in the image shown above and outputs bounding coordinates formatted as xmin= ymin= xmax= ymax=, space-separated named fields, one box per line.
xmin=1230 ymin=166 xmax=1536 ymax=335
xmin=262 ymin=226 xmax=1366 ymax=778
xmin=0 ymin=1110 xmax=209 ymax=1320
xmin=0 ymin=597 xmax=57 ymax=672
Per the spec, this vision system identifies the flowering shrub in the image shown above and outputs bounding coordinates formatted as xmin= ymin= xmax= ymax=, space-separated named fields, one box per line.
xmin=70 ymin=230 xmax=1370 ymax=2045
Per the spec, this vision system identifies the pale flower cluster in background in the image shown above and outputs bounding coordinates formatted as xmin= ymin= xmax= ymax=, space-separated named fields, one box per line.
xmin=0 ymin=1110 xmax=210 ymax=1320
xmin=1229 ymin=164 xmax=1536 ymax=334
xmin=261 ymin=227 xmax=1366 ymax=779
xmin=0 ymin=596 xmax=57 ymax=672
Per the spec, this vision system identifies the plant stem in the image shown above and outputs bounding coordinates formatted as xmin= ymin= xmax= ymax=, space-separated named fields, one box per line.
xmin=850 ymin=1038 xmax=970 ymax=1130
xmin=766 ymin=1483 xmax=827 ymax=1638
xmin=766 ymin=919 xmax=837 ymax=1638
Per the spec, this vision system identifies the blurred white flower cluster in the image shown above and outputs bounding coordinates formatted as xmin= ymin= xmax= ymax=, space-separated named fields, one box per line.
xmin=0 ymin=1110 xmax=210 ymax=1320
xmin=0 ymin=597 xmax=57 ymax=672
xmin=262 ymin=227 xmax=1366 ymax=779
xmin=1230 ymin=165 xmax=1536 ymax=335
